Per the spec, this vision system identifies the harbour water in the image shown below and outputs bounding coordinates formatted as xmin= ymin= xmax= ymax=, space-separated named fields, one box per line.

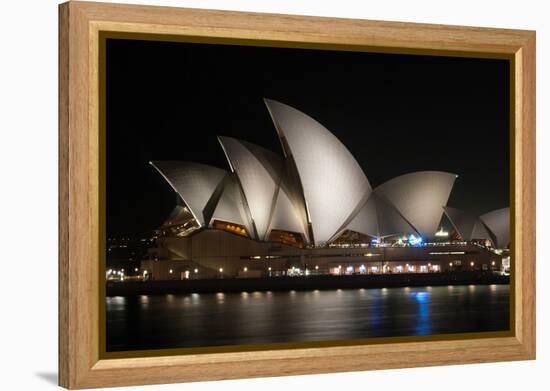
xmin=106 ymin=284 xmax=509 ymax=352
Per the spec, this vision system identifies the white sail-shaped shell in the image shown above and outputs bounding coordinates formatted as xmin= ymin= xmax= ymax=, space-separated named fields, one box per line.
xmin=150 ymin=161 xmax=227 ymax=227
xmin=264 ymin=98 xmax=371 ymax=245
xmin=345 ymin=193 xmax=416 ymax=239
xmin=218 ymin=136 xmax=282 ymax=240
xmin=210 ymin=175 xmax=255 ymax=236
xmin=480 ymin=207 xmax=510 ymax=249
xmin=443 ymin=206 xmax=495 ymax=243
xmin=374 ymin=171 xmax=457 ymax=239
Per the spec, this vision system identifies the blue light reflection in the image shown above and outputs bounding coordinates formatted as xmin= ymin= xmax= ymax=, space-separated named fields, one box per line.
xmin=409 ymin=291 xmax=432 ymax=335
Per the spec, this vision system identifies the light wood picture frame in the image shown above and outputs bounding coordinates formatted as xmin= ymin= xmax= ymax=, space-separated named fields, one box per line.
xmin=59 ymin=1 xmax=536 ymax=389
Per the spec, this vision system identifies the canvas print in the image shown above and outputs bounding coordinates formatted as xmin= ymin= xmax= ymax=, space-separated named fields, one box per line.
xmin=105 ymin=39 xmax=511 ymax=353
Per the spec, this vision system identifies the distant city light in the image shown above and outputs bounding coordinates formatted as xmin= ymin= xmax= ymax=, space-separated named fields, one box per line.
xmin=194 ymin=268 xmax=198 ymax=273
xmin=315 ymin=265 xmax=319 ymax=270
xmin=219 ymin=268 xmax=223 ymax=273
xmin=470 ymin=262 xmax=475 ymax=266
xmin=243 ymin=267 xmax=248 ymax=272
xmin=169 ymin=269 xmax=173 ymax=274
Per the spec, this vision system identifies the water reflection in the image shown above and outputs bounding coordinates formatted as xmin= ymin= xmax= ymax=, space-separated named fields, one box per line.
xmin=106 ymin=284 xmax=509 ymax=352
xmin=409 ymin=291 xmax=432 ymax=335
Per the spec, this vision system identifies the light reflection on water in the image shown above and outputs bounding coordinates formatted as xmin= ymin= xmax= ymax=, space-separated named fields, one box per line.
xmin=106 ymin=284 xmax=509 ymax=352
xmin=409 ymin=291 xmax=431 ymax=335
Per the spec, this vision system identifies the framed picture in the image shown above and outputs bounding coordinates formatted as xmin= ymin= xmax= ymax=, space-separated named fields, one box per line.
xmin=59 ymin=1 xmax=535 ymax=389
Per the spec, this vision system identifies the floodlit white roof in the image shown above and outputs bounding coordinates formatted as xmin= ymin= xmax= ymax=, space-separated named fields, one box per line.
xmin=268 ymin=183 xmax=308 ymax=238
xmin=375 ymin=171 xmax=457 ymax=239
xmin=264 ymin=98 xmax=371 ymax=245
xmin=443 ymin=206 xmax=495 ymax=244
xmin=344 ymin=193 xmax=416 ymax=239
xmin=218 ymin=136 xmax=282 ymax=240
xmin=162 ymin=205 xmax=195 ymax=227
xmin=480 ymin=207 xmax=510 ymax=249
xmin=151 ymin=100 xmax=505 ymax=248
xmin=210 ymin=175 xmax=255 ymax=236
xmin=274 ymin=159 xmax=312 ymax=244
xmin=150 ymin=161 xmax=227 ymax=227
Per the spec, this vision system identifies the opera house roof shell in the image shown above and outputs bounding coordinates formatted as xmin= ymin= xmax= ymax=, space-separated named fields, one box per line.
xmin=151 ymin=99 xmax=510 ymax=249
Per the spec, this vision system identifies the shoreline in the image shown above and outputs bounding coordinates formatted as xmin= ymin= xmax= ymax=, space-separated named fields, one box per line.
xmin=106 ymin=271 xmax=509 ymax=296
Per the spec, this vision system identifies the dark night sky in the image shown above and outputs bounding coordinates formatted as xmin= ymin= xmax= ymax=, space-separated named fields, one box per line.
xmin=106 ymin=39 xmax=510 ymax=237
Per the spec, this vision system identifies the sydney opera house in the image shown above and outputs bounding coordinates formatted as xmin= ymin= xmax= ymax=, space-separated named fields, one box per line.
xmin=141 ymin=99 xmax=510 ymax=280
